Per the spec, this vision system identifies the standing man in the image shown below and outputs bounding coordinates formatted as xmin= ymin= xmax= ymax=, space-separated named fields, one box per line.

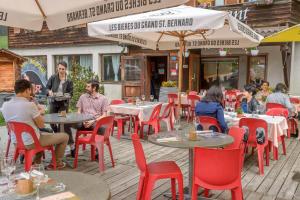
xmin=46 ymin=61 xmax=73 ymax=145
xmin=76 ymin=80 xmax=109 ymax=132
xmin=1 ymin=79 xmax=69 ymax=168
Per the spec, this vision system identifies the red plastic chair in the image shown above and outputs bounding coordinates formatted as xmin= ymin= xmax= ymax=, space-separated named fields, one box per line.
xmin=159 ymin=103 xmax=174 ymax=131
xmin=189 ymin=91 xmax=198 ymax=95
xmin=266 ymin=102 xmax=285 ymax=111
xmin=131 ymin=133 xmax=184 ymax=200
xmin=167 ymin=93 xmax=178 ymax=104
xmin=192 ymin=147 xmax=244 ymax=200
xmin=225 ymin=127 xmax=245 ymax=150
xmin=225 ymin=90 xmax=238 ymax=111
xmin=110 ymin=99 xmax=131 ymax=140
xmin=197 ymin=116 xmax=222 ymax=133
xmin=7 ymin=122 xmax=56 ymax=172
xmin=136 ymin=104 xmax=162 ymax=138
xmin=73 ymin=116 xmax=115 ymax=170
xmin=187 ymin=95 xmax=201 ymax=122
xmin=290 ymin=97 xmax=300 ymax=104
xmin=266 ymin=108 xmax=287 ymax=160
xmin=239 ymin=118 xmax=269 ymax=175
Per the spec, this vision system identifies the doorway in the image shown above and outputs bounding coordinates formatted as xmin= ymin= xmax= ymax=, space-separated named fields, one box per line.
xmin=147 ymin=56 xmax=168 ymax=100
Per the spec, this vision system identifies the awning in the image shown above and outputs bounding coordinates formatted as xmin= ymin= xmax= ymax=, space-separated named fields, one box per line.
xmin=262 ymin=24 xmax=300 ymax=43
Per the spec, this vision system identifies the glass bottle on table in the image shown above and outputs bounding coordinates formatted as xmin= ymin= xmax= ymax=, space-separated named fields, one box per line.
xmin=30 ymin=164 xmax=45 ymax=200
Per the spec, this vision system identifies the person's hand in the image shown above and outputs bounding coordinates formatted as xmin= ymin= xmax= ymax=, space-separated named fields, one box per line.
xmin=83 ymin=120 xmax=95 ymax=128
xmin=48 ymin=90 xmax=54 ymax=96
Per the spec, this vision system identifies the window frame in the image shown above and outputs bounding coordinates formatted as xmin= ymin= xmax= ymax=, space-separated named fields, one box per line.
xmin=100 ymin=53 xmax=122 ymax=83
xmin=247 ymin=54 xmax=268 ymax=84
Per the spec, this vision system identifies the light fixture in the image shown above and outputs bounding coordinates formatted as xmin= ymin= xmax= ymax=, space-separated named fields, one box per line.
xmin=219 ymin=48 xmax=227 ymax=57
xmin=250 ymin=48 xmax=259 ymax=56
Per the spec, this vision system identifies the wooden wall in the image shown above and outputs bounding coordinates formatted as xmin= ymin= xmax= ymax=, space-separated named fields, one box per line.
xmin=0 ymin=54 xmax=21 ymax=92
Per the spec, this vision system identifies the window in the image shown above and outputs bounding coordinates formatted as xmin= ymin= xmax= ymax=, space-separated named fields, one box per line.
xmin=54 ymin=55 xmax=92 ymax=72
xmin=248 ymin=56 xmax=267 ymax=85
xmin=102 ymin=54 xmax=121 ymax=82
xmin=124 ymin=58 xmax=142 ymax=81
xmin=201 ymin=57 xmax=239 ymax=89
xmin=0 ymin=26 xmax=8 ymax=49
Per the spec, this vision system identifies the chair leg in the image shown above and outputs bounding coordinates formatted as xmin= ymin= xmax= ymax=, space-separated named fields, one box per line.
xmin=171 ymin=178 xmax=176 ymax=200
xmin=91 ymin=145 xmax=96 ymax=161
xmin=140 ymin=124 xmax=144 ymax=139
xmin=231 ymin=186 xmax=243 ymax=200
xmin=24 ymin=152 xmax=33 ymax=172
xmin=204 ymin=189 xmax=210 ymax=197
xmin=117 ymin=119 xmax=123 ymax=140
xmin=50 ymin=148 xmax=56 ymax=170
xmin=273 ymin=146 xmax=279 ymax=160
xmin=107 ymin=140 xmax=115 ymax=167
xmin=265 ymin=145 xmax=270 ymax=166
xmin=257 ymin=145 xmax=265 ymax=175
xmin=95 ymin=139 xmax=105 ymax=172
xmin=191 ymin=183 xmax=199 ymax=200
xmin=13 ymin=148 xmax=19 ymax=162
xmin=73 ymin=142 xmax=80 ymax=169
xmin=177 ymin=176 xmax=184 ymax=200
xmin=144 ymin=178 xmax=155 ymax=200
xmin=281 ymin=135 xmax=286 ymax=155
xmin=137 ymin=176 xmax=146 ymax=200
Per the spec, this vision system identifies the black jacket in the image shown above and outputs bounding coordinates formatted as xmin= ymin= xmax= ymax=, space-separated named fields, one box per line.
xmin=46 ymin=74 xmax=73 ymax=96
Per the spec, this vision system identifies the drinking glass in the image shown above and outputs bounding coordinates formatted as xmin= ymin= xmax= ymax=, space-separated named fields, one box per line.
xmin=141 ymin=94 xmax=146 ymax=102
xmin=174 ymin=119 xmax=181 ymax=131
xmin=30 ymin=164 xmax=45 ymax=200
xmin=0 ymin=157 xmax=16 ymax=193
xmin=150 ymin=95 xmax=154 ymax=102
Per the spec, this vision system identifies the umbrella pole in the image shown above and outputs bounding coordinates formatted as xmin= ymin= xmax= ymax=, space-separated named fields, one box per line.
xmin=177 ymin=36 xmax=184 ymax=119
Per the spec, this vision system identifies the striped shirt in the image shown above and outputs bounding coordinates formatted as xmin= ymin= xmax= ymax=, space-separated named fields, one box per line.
xmin=76 ymin=93 xmax=109 ymax=118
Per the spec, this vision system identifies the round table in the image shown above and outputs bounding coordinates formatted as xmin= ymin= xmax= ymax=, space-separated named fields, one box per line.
xmin=47 ymin=171 xmax=110 ymax=200
xmin=44 ymin=113 xmax=93 ymax=132
xmin=148 ymin=130 xmax=234 ymax=198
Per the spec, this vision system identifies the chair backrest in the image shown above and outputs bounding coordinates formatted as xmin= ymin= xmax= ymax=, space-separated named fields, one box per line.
xmin=193 ymin=147 xmax=243 ymax=187
xmin=90 ymin=116 xmax=115 ymax=141
xmin=189 ymin=91 xmax=198 ymax=95
xmin=7 ymin=121 xmax=43 ymax=151
xmin=131 ymin=133 xmax=147 ymax=173
xmin=225 ymin=126 xmax=245 ymax=149
xmin=111 ymin=99 xmax=125 ymax=105
xmin=167 ymin=93 xmax=178 ymax=104
xmin=266 ymin=108 xmax=288 ymax=119
xmin=187 ymin=94 xmax=201 ymax=108
xmin=197 ymin=116 xmax=222 ymax=132
xmin=239 ymin=118 xmax=268 ymax=146
xmin=225 ymin=90 xmax=237 ymax=101
xmin=148 ymin=104 xmax=162 ymax=122
xmin=161 ymin=103 xmax=173 ymax=119
xmin=290 ymin=97 xmax=300 ymax=104
xmin=266 ymin=102 xmax=285 ymax=110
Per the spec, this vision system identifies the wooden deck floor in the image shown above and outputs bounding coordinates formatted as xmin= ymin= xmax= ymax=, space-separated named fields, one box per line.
xmin=2 ymin=122 xmax=300 ymax=200
xmin=70 ymin=123 xmax=300 ymax=200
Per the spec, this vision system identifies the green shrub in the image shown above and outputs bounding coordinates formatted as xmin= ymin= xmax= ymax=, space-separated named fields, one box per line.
xmin=0 ymin=112 xmax=5 ymax=126
xmin=68 ymin=63 xmax=104 ymax=112
xmin=161 ymin=81 xmax=177 ymax=87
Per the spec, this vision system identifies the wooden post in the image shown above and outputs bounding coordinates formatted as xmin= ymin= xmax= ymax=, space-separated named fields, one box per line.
xmin=177 ymin=36 xmax=184 ymax=118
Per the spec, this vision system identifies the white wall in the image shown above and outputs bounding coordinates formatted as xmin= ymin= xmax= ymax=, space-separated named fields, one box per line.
xmin=10 ymin=45 xmax=127 ymax=100
xmin=290 ymin=42 xmax=300 ymax=95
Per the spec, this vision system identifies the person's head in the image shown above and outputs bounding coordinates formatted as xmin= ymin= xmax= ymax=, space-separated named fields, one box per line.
xmin=57 ymin=61 xmax=67 ymax=77
xmin=275 ymin=83 xmax=288 ymax=93
xmin=14 ymin=79 xmax=32 ymax=98
xmin=202 ymin=85 xmax=223 ymax=104
xmin=86 ymin=80 xmax=99 ymax=95
xmin=261 ymin=81 xmax=270 ymax=92
xmin=243 ymin=84 xmax=257 ymax=99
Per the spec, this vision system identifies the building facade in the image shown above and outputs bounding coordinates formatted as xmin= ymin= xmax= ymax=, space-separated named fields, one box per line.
xmin=7 ymin=0 xmax=300 ymax=100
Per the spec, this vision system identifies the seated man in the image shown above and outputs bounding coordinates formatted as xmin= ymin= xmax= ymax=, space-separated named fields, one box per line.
xmin=266 ymin=83 xmax=297 ymax=116
xmin=1 ymin=79 xmax=69 ymax=169
xmin=76 ymin=80 xmax=109 ymax=132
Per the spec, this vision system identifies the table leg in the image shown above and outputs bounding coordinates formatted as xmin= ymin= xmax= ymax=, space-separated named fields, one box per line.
xmin=59 ymin=123 xmax=65 ymax=132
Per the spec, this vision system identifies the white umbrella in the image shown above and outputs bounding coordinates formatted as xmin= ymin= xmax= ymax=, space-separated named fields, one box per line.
xmin=0 ymin=0 xmax=187 ymax=31
xmin=88 ymin=5 xmax=263 ymax=109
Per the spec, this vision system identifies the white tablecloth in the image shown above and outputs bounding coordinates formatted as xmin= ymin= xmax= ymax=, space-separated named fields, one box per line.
xmin=109 ymin=102 xmax=168 ymax=122
xmin=176 ymin=94 xmax=202 ymax=105
xmin=225 ymin=113 xmax=288 ymax=147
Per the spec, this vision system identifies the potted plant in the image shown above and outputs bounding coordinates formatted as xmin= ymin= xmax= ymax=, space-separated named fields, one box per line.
xmin=249 ymin=47 xmax=259 ymax=56
xmin=219 ymin=48 xmax=228 ymax=56
xmin=159 ymin=81 xmax=178 ymax=102
xmin=236 ymin=107 xmax=244 ymax=118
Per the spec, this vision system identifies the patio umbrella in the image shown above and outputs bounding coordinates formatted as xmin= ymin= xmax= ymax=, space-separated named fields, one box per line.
xmin=0 ymin=0 xmax=187 ymax=31
xmin=88 ymin=5 xmax=263 ymax=109
xmin=262 ymin=24 xmax=300 ymax=43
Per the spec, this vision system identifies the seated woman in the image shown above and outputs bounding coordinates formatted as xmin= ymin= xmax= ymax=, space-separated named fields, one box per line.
xmin=195 ymin=85 xmax=228 ymax=133
xmin=256 ymin=81 xmax=271 ymax=103
xmin=241 ymin=84 xmax=260 ymax=114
